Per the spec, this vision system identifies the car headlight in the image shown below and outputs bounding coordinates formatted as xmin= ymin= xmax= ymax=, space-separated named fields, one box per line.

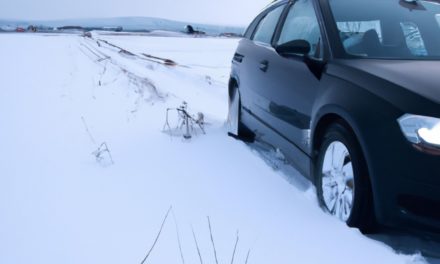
xmin=398 ymin=114 xmax=440 ymax=148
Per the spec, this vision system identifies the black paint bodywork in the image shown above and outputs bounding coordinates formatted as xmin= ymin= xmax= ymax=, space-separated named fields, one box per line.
xmin=230 ymin=0 xmax=440 ymax=234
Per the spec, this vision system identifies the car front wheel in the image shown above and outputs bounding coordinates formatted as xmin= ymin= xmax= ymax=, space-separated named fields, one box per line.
xmin=315 ymin=122 xmax=376 ymax=233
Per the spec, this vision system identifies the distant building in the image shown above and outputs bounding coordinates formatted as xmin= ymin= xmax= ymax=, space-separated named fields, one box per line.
xmin=58 ymin=26 xmax=84 ymax=31
xmin=0 ymin=25 xmax=15 ymax=32
xmin=185 ymin=25 xmax=206 ymax=36
xmin=27 ymin=25 xmax=37 ymax=32
xmin=35 ymin=25 xmax=54 ymax=32
xmin=83 ymin=31 xmax=92 ymax=38
xmin=102 ymin=26 xmax=123 ymax=32
xmin=16 ymin=27 xmax=25 ymax=32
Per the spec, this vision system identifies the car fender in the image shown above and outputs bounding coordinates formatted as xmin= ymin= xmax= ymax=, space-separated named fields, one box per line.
xmin=310 ymin=73 xmax=404 ymax=221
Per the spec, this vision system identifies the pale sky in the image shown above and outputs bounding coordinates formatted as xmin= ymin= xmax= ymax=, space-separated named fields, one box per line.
xmin=0 ymin=0 xmax=271 ymax=26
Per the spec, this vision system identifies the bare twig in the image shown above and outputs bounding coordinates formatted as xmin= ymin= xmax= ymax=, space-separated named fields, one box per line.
xmin=140 ymin=206 xmax=172 ymax=264
xmin=191 ymin=226 xmax=203 ymax=264
xmin=244 ymin=248 xmax=251 ymax=264
xmin=230 ymin=230 xmax=239 ymax=264
xmin=172 ymin=209 xmax=185 ymax=264
xmin=81 ymin=116 xmax=97 ymax=145
xmin=245 ymin=236 xmax=259 ymax=264
xmin=207 ymin=216 xmax=219 ymax=264
xmin=94 ymin=142 xmax=114 ymax=165
xmin=98 ymin=60 xmax=108 ymax=86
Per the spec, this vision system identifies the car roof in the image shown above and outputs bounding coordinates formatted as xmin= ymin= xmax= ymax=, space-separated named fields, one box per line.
xmin=264 ymin=0 xmax=289 ymax=10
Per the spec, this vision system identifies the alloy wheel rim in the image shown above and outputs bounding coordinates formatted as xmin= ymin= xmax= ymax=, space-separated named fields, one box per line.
xmin=321 ymin=141 xmax=355 ymax=222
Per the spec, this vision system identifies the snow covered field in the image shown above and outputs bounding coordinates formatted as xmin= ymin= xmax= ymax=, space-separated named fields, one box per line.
xmin=0 ymin=33 xmax=437 ymax=264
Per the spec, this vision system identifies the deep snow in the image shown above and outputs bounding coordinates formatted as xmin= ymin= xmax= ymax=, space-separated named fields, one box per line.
xmin=0 ymin=33 xmax=435 ymax=264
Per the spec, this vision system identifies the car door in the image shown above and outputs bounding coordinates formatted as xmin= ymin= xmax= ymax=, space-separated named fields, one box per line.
xmin=258 ymin=0 xmax=326 ymax=153
xmin=236 ymin=3 xmax=287 ymax=124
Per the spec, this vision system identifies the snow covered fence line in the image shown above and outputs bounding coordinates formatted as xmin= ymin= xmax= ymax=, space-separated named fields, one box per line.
xmin=96 ymin=38 xmax=178 ymax=67
xmin=80 ymin=38 xmax=166 ymax=103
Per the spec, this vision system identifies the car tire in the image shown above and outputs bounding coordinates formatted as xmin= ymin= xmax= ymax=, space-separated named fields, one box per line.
xmin=315 ymin=122 xmax=376 ymax=233
xmin=227 ymin=86 xmax=253 ymax=141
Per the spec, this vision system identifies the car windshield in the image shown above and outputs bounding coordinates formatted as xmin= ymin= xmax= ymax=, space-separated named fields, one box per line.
xmin=329 ymin=0 xmax=440 ymax=60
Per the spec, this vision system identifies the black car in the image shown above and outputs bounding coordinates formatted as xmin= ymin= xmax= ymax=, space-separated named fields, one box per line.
xmin=228 ymin=0 xmax=440 ymax=234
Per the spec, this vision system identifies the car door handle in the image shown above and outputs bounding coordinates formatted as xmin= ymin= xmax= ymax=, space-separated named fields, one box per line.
xmin=233 ymin=53 xmax=244 ymax=63
xmin=259 ymin=60 xmax=269 ymax=72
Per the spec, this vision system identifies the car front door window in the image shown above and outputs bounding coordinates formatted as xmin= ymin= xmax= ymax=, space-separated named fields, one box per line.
xmin=277 ymin=0 xmax=323 ymax=59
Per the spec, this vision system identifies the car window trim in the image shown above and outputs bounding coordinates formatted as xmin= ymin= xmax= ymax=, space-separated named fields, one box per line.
xmin=318 ymin=0 xmax=355 ymax=59
xmin=271 ymin=1 xmax=294 ymax=47
xmin=314 ymin=0 xmax=333 ymax=59
xmin=250 ymin=2 xmax=289 ymax=43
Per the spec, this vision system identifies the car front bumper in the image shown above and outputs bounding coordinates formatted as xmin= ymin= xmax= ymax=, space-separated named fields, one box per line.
xmin=365 ymin=124 xmax=440 ymax=236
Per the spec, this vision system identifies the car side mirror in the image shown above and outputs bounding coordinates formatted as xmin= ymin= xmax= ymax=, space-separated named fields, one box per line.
xmin=276 ymin=40 xmax=311 ymax=57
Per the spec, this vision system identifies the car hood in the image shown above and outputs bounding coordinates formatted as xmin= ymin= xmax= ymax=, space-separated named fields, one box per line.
xmin=333 ymin=59 xmax=440 ymax=105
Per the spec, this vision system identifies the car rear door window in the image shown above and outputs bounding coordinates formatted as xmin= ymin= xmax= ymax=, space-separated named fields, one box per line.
xmin=252 ymin=5 xmax=285 ymax=44
xmin=277 ymin=0 xmax=323 ymax=58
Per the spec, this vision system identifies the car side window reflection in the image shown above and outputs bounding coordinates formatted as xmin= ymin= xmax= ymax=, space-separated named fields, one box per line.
xmin=400 ymin=22 xmax=428 ymax=56
xmin=277 ymin=0 xmax=323 ymax=59
xmin=252 ymin=5 xmax=285 ymax=44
